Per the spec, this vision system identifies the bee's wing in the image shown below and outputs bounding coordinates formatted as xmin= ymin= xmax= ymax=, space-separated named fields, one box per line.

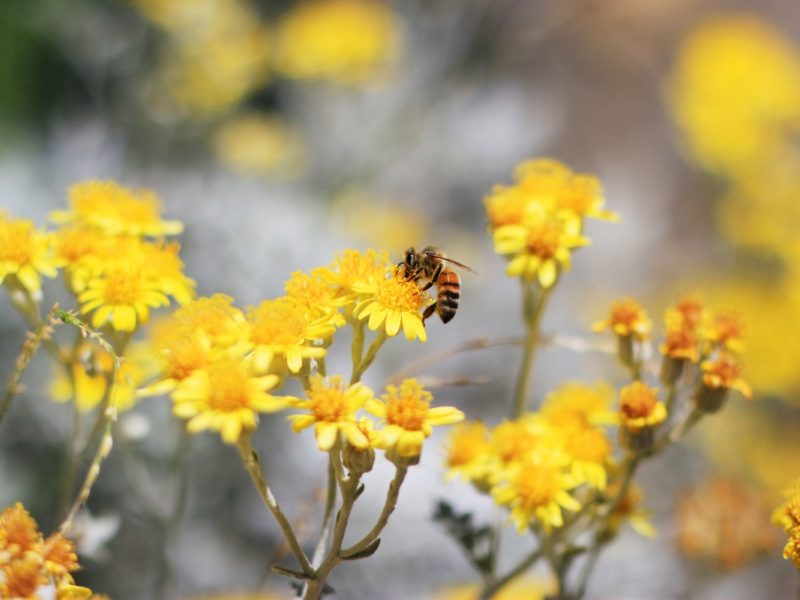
xmin=432 ymin=255 xmax=478 ymax=274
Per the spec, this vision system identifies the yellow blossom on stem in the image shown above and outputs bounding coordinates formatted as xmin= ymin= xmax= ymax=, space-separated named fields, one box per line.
xmin=288 ymin=375 xmax=374 ymax=451
xmin=320 ymin=248 xmax=390 ymax=300
xmin=660 ymin=325 xmax=699 ymax=362
xmin=593 ymin=298 xmax=652 ymax=339
xmin=554 ymin=174 xmax=619 ymax=223
xmin=366 ymin=378 xmax=463 ymax=460
xmin=492 ymin=212 xmax=589 ymax=288
xmin=246 ymin=297 xmax=338 ymax=373
xmin=492 ymin=454 xmax=580 ymax=532
xmin=53 ymin=180 xmax=183 ymax=238
xmin=354 ymin=269 xmax=430 ymax=341
xmin=618 ymin=381 xmax=667 ymax=431
xmin=700 ymin=354 xmax=752 ymax=400
xmin=443 ymin=421 xmax=492 ymax=484
xmin=776 ymin=479 xmax=800 ymax=571
xmin=559 ymin=425 xmax=613 ymax=490
xmin=0 ymin=213 xmax=60 ymax=295
xmin=171 ymin=358 xmax=291 ymax=444
xmin=284 ymin=269 xmax=347 ymax=318
xmin=540 ymin=381 xmax=618 ymax=428
xmin=702 ymin=309 xmax=745 ymax=354
xmin=487 ymin=420 xmax=544 ymax=477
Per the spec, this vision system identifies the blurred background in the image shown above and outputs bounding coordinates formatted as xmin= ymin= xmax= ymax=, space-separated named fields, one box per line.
xmin=2 ymin=0 xmax=800 ymax=598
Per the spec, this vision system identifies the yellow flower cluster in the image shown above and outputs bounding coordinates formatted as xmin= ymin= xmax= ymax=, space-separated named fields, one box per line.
xmin=773 ymin=478 xmax=800 ymax=571
xmin=150 ymin=249 xmax=447 ymax=444
xmin=52 ymin=180 xmax=194 ymax=332
xmin=443 ymin=382 xmax=628 ymax=532
xmin=0 ymin=212 xmax=60 ymax=298
xmin=0 ymin=503 xmax=97 ymax=599
xmin=484 ymin=158 xmax=616 ymax=287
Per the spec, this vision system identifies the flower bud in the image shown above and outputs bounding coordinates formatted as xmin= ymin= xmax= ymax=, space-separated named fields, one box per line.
xmin=342 ymin=443 xmax=375 ymax=475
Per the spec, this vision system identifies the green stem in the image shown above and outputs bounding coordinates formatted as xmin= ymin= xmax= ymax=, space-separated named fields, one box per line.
xmin=350 ymin=330 xmax=388 ymax=384
xmin=511 ymin=283 xmax=551 ymax=418
xmin=340 ymin=465 xmax=407 ymax=558
xmin=236 ymin=433 xmax=314 ymax=578
xmin=311 ymin=456 xmax=338 ymax=567
xmin=349 ymin=319 xmax=366 ymax=384
xmin=478 ymin=544 xmax=543 ymax=600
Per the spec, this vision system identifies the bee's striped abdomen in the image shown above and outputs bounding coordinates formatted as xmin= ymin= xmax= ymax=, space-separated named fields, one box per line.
xmin=436 ymin=269 xmax=461 ymax=323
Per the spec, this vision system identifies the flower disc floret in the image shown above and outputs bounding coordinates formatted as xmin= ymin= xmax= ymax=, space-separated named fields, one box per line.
xmin=366 ymin=379 xmax=463 ymax=458
xmin=289 ymin=375 xmax=373 ymax=451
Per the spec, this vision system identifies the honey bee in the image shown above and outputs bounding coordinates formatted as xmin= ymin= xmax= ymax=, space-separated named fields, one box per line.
xmin=398 ymin=246 xmax=475 ymax=324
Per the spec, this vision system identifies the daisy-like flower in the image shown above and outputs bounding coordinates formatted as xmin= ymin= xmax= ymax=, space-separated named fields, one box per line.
xmin=443 ymin=421 xmax=491 ymax=485
xmin=660 ymin=326 xmax=699 ymax=362
xmin=79 ymin=262 xmax=170 ymax=332
xmin=540 ymin=381 xmax=618 ymax=429
xmin=284 ymin=269 xmax=347 ymax=318
xmin=696 ymin=354 xmax=752 ymax=412
xmin=288 ymin=375 xmax=374 ymax=451
xmin=484 ymin=184 xmax=528 ymax=229
xmin=54 ymin=225 xmax=109 ymax=294
xmin=53 ymin=180 xmax=183 ymax=238
xmin=492 ymin=453 xmax=580 ymax=532
xmin=554 ymin=174 xmax=619 ymax=223
xmin=776 ymin=479 xmax=800 ymax=571
xmin=0 ymin=213 xmax=60 ymax=295
xmin=366 ymin=378 xmax=463 ymax=461
xmin=487 ymin=419 xmax=545 ymax=478
xmin=593 ymin=298 xmax=652 ymax=339
xmin=492 ymin=211 xmax=589 ymax=288
xmin=354 ymin=269 xmax=431 ymax=341
xmin=558 ymin=424 xmax=613 ymax=490
xmin=246 ymin=297 xmax=339 ymax=373
xmin=321 ymin=248 xmax=390 ymax=300
xmin=618 ymin=381 xmax=667 ymax=452
xmin=672 ymin=296 xmax=705 ymax=331
xmin=702 ymin=309 xmax=745 ymax=354
xmin=171 ymin=358 xmax=291 ymax=444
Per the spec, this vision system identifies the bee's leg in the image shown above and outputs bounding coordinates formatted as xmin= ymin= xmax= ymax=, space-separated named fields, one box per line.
xmin=420 ymin=263 xmax=443 ymax=291
xmin=422 ymin=302 xmax=437 ymax=323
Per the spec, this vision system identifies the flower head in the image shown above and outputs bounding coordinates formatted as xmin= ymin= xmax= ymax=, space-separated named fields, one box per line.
xmin=492 ymin=454 xmax=580 ymax=532
xmin=700 ymin=354 xmax=752 ymax=400
xmin=284 ymin=269 xmax=347 ymax=318
xmin=289 ymin=375 xmax=374 ymax=451
xmin=171 ymin=358 xmax=290 ymax=443
xmin=593 ymin=298 xmax=652 ymax=339
xmin=540 ymin=382 xmax=617 ymax=429
xmin=0 ymin=213 xmax=60 ymax=295
xmin=354 ymin=269 xmax=431 ymax=341
xmin=443 ymin=421 xmax=491 ymax=484
xmin=246 ymin=297 xmax=338 ymax=373
xmin=702 ymin=309 xmax=745 ymax=354
xmin=366 ymin=378 xmax=463 ymax=459
xmin=321 ymin=248 xmax=390 ymax=300
xmin=54 ymin=180 xmax=183 ymax=238
xmin=618 ymin=382 xmax=667 ymax=432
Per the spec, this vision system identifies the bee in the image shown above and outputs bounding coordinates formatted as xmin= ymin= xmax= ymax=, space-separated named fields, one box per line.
xmin=398 ymin=246 xmax=475 ymax=324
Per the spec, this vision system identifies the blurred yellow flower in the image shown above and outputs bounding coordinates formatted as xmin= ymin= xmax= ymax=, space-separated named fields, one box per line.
xmin=246 ymin=298 xmax=338 ymax=373
xmin=366 ymin=379 xmax=463 ymax=459
xmin=540 ymin=381 xmax=617 ymax=428
xmin=443 ymin=421 xmax=491 ymax=484
xmin=618 ymin=382 xmax=666 ymax=432
xmin=593 ymin=298 xmax=652 ymax=339
xmin=0 ymin=213 xmax=60 ymax=295
xmin=54 ymin=180 xmax=183 ymax=238
xmin=321 ymin=248 xmax=390 ymax=300
xmin=275 ymin=0 xmax=400 ymax=84
xmin=172 ymin=358 xmax=290 ymax=444
xmin=699 ymin=354 xmax=752 ymax=400
xmin=492 ymin=454 xmax=580 ymax=532
xmin=669 ymin=14 xmax=800 ymax=176
xmin=284 ymin=270 xmax=347 ymax=318
xmin=213 ymin=112 xmax=306 ymax=179
xmin=288 ymin=375 xmax=374 ymax=451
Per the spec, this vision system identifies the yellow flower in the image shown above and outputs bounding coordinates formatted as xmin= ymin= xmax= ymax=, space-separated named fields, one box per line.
xmin=618 ymin=382 xmax=667 ymax=432
xmin=54 ymin=226 xmax=110 ymax=293
xmin=486 ymin=420 xmax=546 ymax=481
xmin=366 ymin=379 xmax=463 ymax=459
xmin=321 ymin=248 xmax=390 ymax=301
xmin=172 ymin=358 xmax=290 ymax=444
xmin=288 ymin=375 xmax=374 ymax=451
xmin=491 ymin=454 xmax=580 ymax=532
xmin=605 ymin=483 xmax=656 ymax=539
xmin=354 ymin=269 xmax=430 ymax=341
xmin=0 ymin=213 xmax=60 ymax=295
xmin=660 ymin=325 xmax=699 ymax=362
xmin=492 ymin=212 xmax=589 ymax=287
xmin=555 ymin=174 xmax=619 ymax=223
xmin=213 ymin=112 xmax=306 ymax=179
xmin=701 ymin=309 xmax=745 ymax=354
xmin=776 ymin=479 xmax=800 ymax=571
xmin=284 ymin=269 xmax=347 ymax=318
xmin=540 ymin=382 xmax=617 ymax=428
xmin=668 ymin=14 xmax=800 ymax=176
xmin=443 ymin=421 xmax=491 ymax=484
xmin=559 ymin=425 xmax=612 ymax=490
xmin=275 ymin=0 xmax=400 ymax=84
xmin=784 ymin=528 xmax=800 ymax=571
xmin=54 ymin=180 xmax=184 ymax=238
xmin=593 ymin=297 xmax=652 ymax=339
xmin=700 ymin=354 xmax=752 ymax=400
xmin=50 ymin=341 xmax=159 ymax=412
xmin=246 ymin=298 xmax=338 ymax=373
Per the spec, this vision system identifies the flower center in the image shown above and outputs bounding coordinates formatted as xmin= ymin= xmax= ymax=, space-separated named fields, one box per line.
xmin=375 ymin=275 xmax=424 ymax=313
xmin=447 ymin=424 xmax=488 ymax=466
xmin=385 ymin=393 xmax=428 ymax=431
xmin=103 ymin=267 xmax=145 ymax=305
xmin=493 ymin=423 xmax=539 ymax=464
xmin=525 ymin=221 xmax=562 ymax=258
xmin=250 ymin=302 xmax=307 ymax=346
xmin=611 ymin=301 xmax=645 ymax=330
xmin=515 ymin=463 xmax=561 ymax=508
xmin=1 ymin=505 xmax=39 ymax=553
xmin=704 ymin=356 xmax=743 ymax=386
xmin=206 ymin=362 xmax=251 ymax=412
xmin=309 ymin=385 xmax=349 ymax=422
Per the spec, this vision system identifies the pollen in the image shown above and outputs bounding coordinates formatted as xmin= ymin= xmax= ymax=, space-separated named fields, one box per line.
xmin=42 ymin=533 xmax=79 ymax=576
xmin=2 ymin=555 xmax=44 ymax=599
xmin=383 ymin=379 xmax=432 ymax=431
xmin=1 ymin=503 xmax=39 ymax=555
xmin=375 ymin=274 xmax=426 ymax=313
xmin=206 ymin=362 xmax=251 ymax=412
